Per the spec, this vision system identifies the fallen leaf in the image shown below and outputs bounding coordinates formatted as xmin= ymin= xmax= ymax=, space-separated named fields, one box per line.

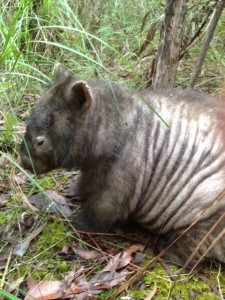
xmin=89 ymin=269 xmax=129 ymax=289
xmin=25 ymin=276 xmax=64 ymax=300
xmin=132 ymin=252 xmax=145 ymax=264
xmin=84 ymin=244 xmax=144 ymax=292
xmin=25 ymin=244 xmax=144 ymax=299
xmin=14 ymin=172 xmax=27 ymax=185
xmin=74 ymin=248 xmax=101 ymax=260
xmin=61 ymin=244 xmax=70 ymax=254
xmin=13 ymin=224 xmax=45 ymax=256
xmin=27 ymin=276 xmax=38 ymax=290
xmin=126 ymin=243 xmax=145 ymax=253
xmin=28 ymin=190 xmax=72 ymax=217
xmin=103 ymin=243 xmax=145 ymax=272
xmin=64 ymin=268 xmax=84 ymax=287
xmin=22 ymin=194 xmax=39 ymax=212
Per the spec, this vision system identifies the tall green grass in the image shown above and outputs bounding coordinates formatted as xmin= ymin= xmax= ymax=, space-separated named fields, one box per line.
xmin=0 ymin=0 xmax=166 ymax=151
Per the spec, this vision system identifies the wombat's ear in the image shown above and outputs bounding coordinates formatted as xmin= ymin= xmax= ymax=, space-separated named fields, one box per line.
xmin=70 ymin=81 xmax=93 ymax=112
xmin=54 ymin=63 xmax=71 ymax=83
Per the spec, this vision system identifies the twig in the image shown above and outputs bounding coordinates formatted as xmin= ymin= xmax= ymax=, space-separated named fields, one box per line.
xmin=0 ymin=247 xmax=13 ymax=289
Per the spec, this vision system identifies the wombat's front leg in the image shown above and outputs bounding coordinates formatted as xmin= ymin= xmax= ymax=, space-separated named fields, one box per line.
xmin=72 ymin=166 xmax=129 ymax=232
xmin=73 ymin=190 xmax=127 ymax=233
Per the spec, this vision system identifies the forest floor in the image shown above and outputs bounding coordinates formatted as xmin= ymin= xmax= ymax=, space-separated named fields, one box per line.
xmin=1 ymin=159 xmax=225 ymax=299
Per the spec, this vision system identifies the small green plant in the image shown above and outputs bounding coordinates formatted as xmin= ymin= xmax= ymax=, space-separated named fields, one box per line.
xmin=3 ymin=114 xmax=14 ymax=142
xmin=0 ymin=289 xmax=22 ymax=300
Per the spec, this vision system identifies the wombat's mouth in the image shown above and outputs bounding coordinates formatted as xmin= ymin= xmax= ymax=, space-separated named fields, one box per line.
xmin=19 ymin=153 xmax=54 ymax=175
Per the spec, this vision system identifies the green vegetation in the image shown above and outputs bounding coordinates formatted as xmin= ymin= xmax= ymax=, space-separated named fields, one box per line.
xmin=0 ymin=290 xmax=22 ymax=300
xmin=0 ymin=0 xmax=225 ymax=299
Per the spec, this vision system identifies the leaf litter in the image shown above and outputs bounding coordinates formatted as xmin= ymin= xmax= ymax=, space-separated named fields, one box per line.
xmin=25 ymin=244 xmax=145 ymax=300
xmin=13 ymin=224 xmax=46 ymax=256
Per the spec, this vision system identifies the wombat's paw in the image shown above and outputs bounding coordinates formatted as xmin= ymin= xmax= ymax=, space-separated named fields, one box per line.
xmin=156 ymin=236 xmax=198 ymax=268
xmin=72 ymin=213 xmax=98 ymax=233
xmin=160 ymin=249 xmax=190 ymax=267
xmin=72 ymin=206 xmax=112 ymax=234
xmin=61 ymin=176 xmax=82 ymax=200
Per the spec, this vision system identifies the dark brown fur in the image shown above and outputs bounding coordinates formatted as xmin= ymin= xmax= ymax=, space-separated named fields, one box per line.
xmin=20 ymin=64 xmax=225 ymax=267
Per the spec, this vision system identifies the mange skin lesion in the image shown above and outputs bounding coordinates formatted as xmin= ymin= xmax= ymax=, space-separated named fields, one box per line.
xmin=19 ymin=64 xmax=225 ymax=267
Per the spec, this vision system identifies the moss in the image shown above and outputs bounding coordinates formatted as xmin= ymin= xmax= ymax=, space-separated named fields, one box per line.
xmin=139 ymin=263 xmax=220 ymax=300
xmin=36 ymin=175 xmax=56 ymax=189
xmin=202 ymin=266 xmax=225 ymax=295
xmin=35 ymin=220 xmax=69 ymax=252
xmin=100 ymin=289 xmax=115 ymax=300
xmin=8 ymin=222 xmax=72 ymax=281
xmin=131 ymin=289 xmax=150 ymax=299
xmin=0 ymin=210 xmax=15 ymax=225
xmin=57 ymin=261 xmax=70 ymax=272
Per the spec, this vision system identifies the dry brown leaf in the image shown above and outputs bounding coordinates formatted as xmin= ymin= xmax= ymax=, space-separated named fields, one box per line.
xmin=13 ymin=224 xmax=45 ymax=256
xmin=103 ymin=243 xmax=145 ymax=272
xmin=102 ymin=251 xmax=131 ymax=272
xmin=25 ymin=244 xmax=144 ymax=299
xmin=89 ymin=269 xmax=129 ymax=289
xmin=22 ymin=193 xmax=39 ymax=212
xmin=64 ymin=268 xmax=84 ymax=287
xmin=84 ymin=244 xmax=144 ymax=291
xmin=74 ymin=248 xmax=101 ymax=260
xmin=28 ymin=190 xmax=72 ymax=217
xmin=126 ymin=243 xmax=145 ymax=254
xmin=61 ymin=243 xmax=70 ymax=254
xmin=25 ymin=276 xmax=64 ymax=300
xmin=64 ymin=280 xmax=96 ymax=296
xmin=14 ymin=172 xmax=27 ymax=185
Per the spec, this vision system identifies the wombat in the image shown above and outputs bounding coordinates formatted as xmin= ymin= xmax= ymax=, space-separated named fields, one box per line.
xmin=20 ymin=64 xmax=225 ymax=267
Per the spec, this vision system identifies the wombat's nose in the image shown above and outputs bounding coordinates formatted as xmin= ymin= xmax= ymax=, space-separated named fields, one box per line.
xmin=18 ymin=153 xmax=29 ymax=169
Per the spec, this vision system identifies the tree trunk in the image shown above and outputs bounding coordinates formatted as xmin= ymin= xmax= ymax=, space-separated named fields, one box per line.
xmin=151 ymin=0 xmax=188 ymax=89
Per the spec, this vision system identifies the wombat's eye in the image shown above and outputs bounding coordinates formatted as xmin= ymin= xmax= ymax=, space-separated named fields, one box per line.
xmin=36 ymin=136 xmax=45 ymax=146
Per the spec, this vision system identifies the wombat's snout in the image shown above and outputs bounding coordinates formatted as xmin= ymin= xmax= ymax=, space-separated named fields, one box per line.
xmin=19 ymin=133 xmax=55 ymax=174
xmin=18 ymin=151 xmax=32 ymax=172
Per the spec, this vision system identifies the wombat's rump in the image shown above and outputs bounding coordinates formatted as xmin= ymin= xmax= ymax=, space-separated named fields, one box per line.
xmin=20 ymin=64 xmax=225 ymax=266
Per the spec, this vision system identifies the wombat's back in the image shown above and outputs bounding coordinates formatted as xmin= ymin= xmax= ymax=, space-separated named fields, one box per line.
xmin=114 ymin=89 xmax=225 ymax=233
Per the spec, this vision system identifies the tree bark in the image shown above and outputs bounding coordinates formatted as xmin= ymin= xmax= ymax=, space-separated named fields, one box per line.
xmin=151 ymin=0 xmax=188 ymax=89
xmin=188 ymin=0 xmax=225 ymax=89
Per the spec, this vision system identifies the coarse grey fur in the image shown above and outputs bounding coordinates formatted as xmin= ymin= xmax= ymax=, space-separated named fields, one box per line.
xmin=20 ymin=64 xmax=225 ymax=267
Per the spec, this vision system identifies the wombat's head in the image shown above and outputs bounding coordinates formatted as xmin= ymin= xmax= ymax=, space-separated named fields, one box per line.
xmin=19 ymin=64 xmax=93 ymax=174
